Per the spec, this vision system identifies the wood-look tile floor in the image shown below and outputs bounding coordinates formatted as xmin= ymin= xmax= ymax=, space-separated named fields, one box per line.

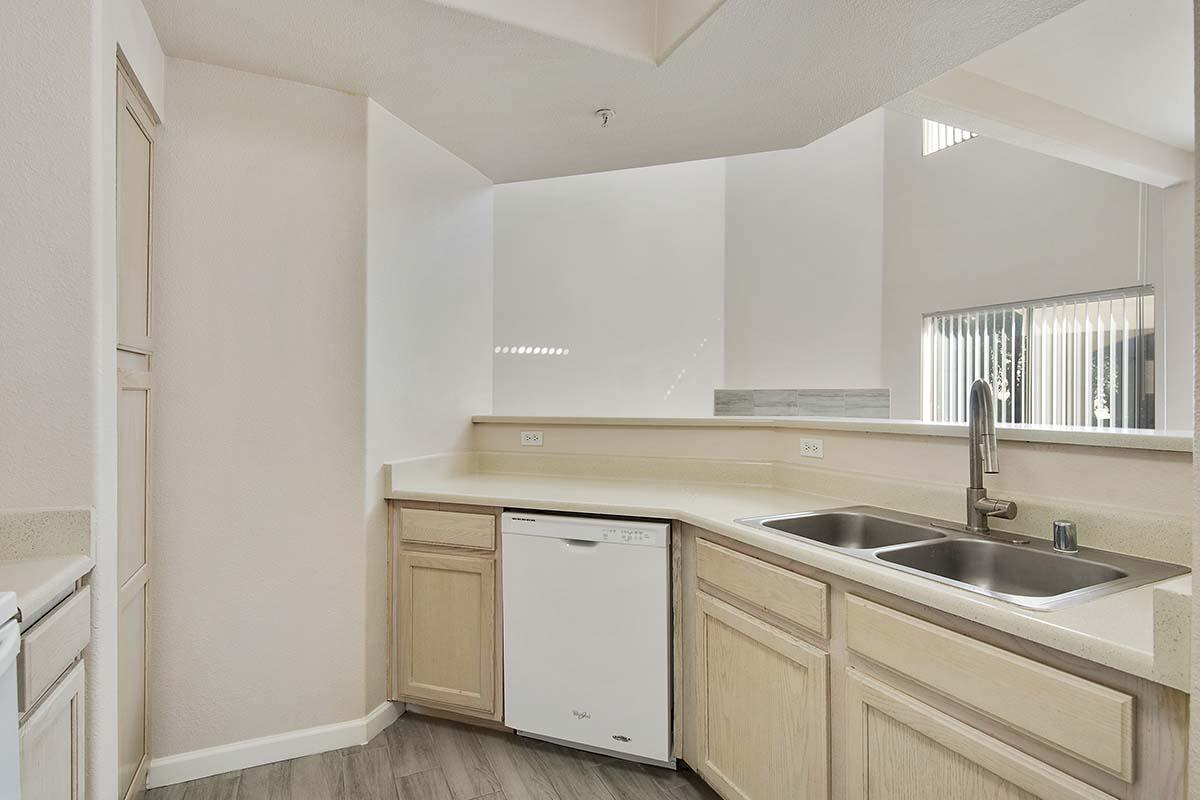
xmin=147 ymin=714 xmax=721 ymax=800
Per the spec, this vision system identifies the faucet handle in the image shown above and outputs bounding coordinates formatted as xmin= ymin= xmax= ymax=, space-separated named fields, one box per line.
xmin=1053 ymin=520 xmax=1078 ymax=553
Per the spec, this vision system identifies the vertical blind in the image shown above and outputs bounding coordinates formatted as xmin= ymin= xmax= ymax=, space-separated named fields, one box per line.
xmin=921 ymin=286 xmax=1155 ymax=429
xmin=922 ymin=119 xmax=977 ymax=156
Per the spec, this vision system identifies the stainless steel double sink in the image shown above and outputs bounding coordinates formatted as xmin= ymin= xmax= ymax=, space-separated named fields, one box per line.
xmin=737 ymin=506 xmax=1188 ymax=611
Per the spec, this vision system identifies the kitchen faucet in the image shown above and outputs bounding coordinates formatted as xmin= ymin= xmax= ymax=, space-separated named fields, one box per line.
xmin=966 ymin=379 xmax=1018 ymax=532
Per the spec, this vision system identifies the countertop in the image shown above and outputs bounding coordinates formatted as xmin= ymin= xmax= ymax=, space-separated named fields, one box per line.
xmin=0 ymin=555 xmax=94 ymax=628
xmin=387 ymin=466 xmax=1192 ymax=692
xmin=0 ymin=592 xmax=15 ymax=626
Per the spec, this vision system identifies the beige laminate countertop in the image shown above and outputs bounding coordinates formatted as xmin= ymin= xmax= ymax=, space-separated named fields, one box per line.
xmin=387 ymin=467 xmax=1191 ymax=692
xmin=0 ymin=555 xmax=94 ymax=628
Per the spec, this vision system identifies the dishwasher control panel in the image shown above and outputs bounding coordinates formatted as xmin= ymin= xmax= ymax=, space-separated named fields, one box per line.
xmin=602 ymin=526 xmax=655 ymax=544
xmin=502 ymin=512 xmax=669 ymax=547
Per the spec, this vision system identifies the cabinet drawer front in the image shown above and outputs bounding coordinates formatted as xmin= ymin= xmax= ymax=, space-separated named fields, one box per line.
xmin=18 ymin=587 xmax=91 ymax=714
xmin=697 ymin=539 xmax=827 ymax=637
xmin=846 ymin=595 xmax=1133 ymax=781
xmin=845 ymin=669 xmax=1116 ymax=800
xmin=400 ymin=508 xmax=495 ymax=551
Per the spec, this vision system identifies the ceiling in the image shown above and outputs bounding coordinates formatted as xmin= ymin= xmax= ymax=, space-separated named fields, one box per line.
xmin=963 ymin=0 xmax=1194 ymax=151
xmin=143 ymin=0 xmax=1087 ymax=182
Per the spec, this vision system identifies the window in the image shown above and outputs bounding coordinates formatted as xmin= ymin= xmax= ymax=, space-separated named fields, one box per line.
xmin=922 ymin=119 xmax=977 ymax=156
xmin=921 ymin=286 xmax=1155 ymax=429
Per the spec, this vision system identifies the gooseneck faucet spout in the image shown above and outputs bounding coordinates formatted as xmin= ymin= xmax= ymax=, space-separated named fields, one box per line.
xmin=966 ymin=380 xmax=1018 ymax=532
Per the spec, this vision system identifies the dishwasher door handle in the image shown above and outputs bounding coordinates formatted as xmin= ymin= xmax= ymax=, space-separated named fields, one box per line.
xmin=561 ymin=538 xmax=600 ymax=549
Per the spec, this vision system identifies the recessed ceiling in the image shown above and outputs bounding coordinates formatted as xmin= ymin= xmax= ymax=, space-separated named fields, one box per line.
xmin=142 ymin=0 xmax=1086 ymax=182
xmin=420 ymin=0 xmax=726 ymax=63
xmin=963 ymin=0 xmax=1194 ymax=151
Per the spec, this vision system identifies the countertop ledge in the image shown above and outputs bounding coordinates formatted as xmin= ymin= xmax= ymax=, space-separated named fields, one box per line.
xmin=472 ymin=415 xmax=1194 ymax=452
xmin=0 ymin=555 xmax=94 ymax=627
xmin=387 ymin=467 xmax=1191 ymax=693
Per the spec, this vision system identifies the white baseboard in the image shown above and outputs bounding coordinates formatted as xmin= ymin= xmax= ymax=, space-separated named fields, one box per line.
xmin=147 ymin=701 xmax=402 ymax=788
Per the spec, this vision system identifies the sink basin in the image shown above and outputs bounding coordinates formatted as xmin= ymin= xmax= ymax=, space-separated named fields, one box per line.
xmin=738 ymin=505 xmax=1189 ymax=610
xmin=760 ymin=510 xmax=943 ymax=549
xmin=877 ymin=538 xmax=1126 ymax=597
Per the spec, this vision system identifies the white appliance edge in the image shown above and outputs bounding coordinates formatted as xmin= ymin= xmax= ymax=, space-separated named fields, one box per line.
xmin=0 ymin=612 xmax=20 ymax=800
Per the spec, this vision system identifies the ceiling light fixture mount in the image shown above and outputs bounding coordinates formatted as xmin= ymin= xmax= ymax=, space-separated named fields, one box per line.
xmin=595 ymin=108 xmax=614 ymax=128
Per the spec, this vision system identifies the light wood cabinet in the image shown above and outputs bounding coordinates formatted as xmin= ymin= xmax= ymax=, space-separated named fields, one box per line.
xmin=390 ymin=503 xmax=503 ymax=721
xmin=20 ymin=661 xmax=86 ymax=800
xmin=690 ymin=591 xmax=829 ymax=800
xmin=116 ymin=59 xmax=156 ymax=800
xmin=680 ymin=527 xmax=1186 ymax=800
xmin=397 ymin=550 xmax=496 ymax=714
xmin=844 ymin=669 xmax=1114 ymax=800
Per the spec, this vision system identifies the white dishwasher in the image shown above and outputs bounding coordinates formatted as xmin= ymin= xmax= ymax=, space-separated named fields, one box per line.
xmin=502 ymin=512 xmax=672 ymax=766
xmin=1 ymin=591 xmax=19 ymax=800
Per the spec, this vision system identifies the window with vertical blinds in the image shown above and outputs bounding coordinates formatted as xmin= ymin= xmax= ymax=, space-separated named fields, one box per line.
xmin=921 ymin=286 xmax=1155 ymax=429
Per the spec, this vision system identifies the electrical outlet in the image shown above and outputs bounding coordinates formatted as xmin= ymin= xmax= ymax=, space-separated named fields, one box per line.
xmin=521 ymin=430 xmax=544 ymax=447
xmin=799 ymin=438 xmax=824 ymax=458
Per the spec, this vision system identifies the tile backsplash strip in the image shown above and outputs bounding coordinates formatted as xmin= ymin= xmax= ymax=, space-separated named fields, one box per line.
xmin=716 ymin=388 xmax=890 ymax=417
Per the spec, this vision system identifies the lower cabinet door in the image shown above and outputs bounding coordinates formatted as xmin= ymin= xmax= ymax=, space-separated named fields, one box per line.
xmin=845 ymin=669 xmax=1115 ymax=800
xmin=20 ymin=661 xmax=86 ymax=800
xmin=693 ymin=592 xmax=829 ymax=800
xmin=397 ymin=550 xmax=496 ymax=715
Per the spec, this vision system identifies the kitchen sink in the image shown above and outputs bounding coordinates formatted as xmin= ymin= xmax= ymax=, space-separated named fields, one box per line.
xmin=876 ymin=538 xmax=1127 ymax=597
xmin=738 ymin=506 xmax=1188 ymax=611
xmin=760 ymin=509 xmax=944 ymax=549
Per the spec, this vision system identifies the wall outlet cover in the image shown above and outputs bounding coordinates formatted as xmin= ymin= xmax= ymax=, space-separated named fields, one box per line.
xmin=521 ymin=430 xmax=544 ymax=447
xmin=799 ymin=438 xmax=824 ymax=458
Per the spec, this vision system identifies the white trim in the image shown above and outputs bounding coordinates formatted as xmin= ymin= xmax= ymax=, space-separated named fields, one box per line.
xmin=146 ymin=701 xmax=402 ymax=788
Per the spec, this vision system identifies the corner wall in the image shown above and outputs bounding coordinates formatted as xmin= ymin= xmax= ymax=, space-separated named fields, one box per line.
xmin=149 ymin=63 xmax=495 ymax=774
xmin=152 ymin=58 xmax=370 ymax=757
xmin=364 ymin=99 xmax=493 ymax=707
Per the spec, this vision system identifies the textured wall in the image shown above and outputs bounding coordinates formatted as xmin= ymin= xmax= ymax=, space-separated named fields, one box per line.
xmin=0 ymin=0 xmax=99 ymax=513
xmin=151 ymin=59 xmax=369 ymax=756
xmin=493 ymin=160 xmax=726 ymax=416
xmin=724 ymin=109 xmax=886 ymax=390
xmin=363 ymin=99 xmax=493 ymax=707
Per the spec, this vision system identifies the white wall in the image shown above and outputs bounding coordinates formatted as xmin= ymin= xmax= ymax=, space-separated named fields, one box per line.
xmin=152 ymin=59 xmax=369 ymax=757
xmin=880 ymin=109 xmax=1146 ymax=419
xmin=363 ymin=99 xmax=493 ymax=705
xmin=492 ymin=110 xmax=1192 ymax=423
xmin=0 ymin=0 xmax=99 ymax=510
xmin=1160 ymin=179 xmax=1196 ymax=430
xmin=493 ymin=160 xmax=726 ymax=416
xmin=0 ymin=4 xmax=107 ymax=797
xmin=724 ymin=110 xmax=885 ymax=390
